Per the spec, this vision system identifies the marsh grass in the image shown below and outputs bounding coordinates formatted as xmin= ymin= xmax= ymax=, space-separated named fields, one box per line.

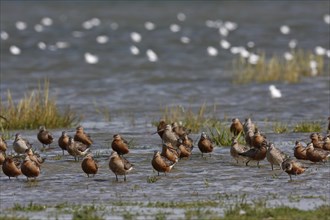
xmin=12 ymin=202 xmax=46 ymax=212
xmin=293 ymin=121 xmax=322 ymax=133
xmin=208 ymin=123 xmax=245 ymax=146
xmin=272 ymin=122 xmax=289 ymax=134
xmin=156 ymin=104 xmax=218 ymax=133
xmin=0 ymin=80 xmax=79 ymax=130
xmin=0 ymin=216 xmax=28 ymax=220
xmin=233 ymin=50 xmax=325 ymax=84
xmin=72 ymin=205 xmax=105 ymax=220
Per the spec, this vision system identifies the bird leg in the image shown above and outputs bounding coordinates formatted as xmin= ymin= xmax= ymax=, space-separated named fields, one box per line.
xmin=246 ymin=160 xmax=250 ymax=166
xmin=115 ymin=174 xmax=118 ymax=181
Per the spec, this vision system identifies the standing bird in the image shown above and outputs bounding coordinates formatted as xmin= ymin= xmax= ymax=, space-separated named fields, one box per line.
xmin=81 ymin=154 xmax=98 ymax=177
xmin=172 ymin=121 xmax=191 ymax=138
xmin=177 ymin=139 xmax=192 ymax=159
xmin=293 ymin=141 xmax=308 ymax=160
xmin=67 ymin=137 xmax=90 ymax=161
xmin=181 ymin=134 xmax=194 ymax=151
xmin=13 ymin=133 xmax=32 ymax=155
xmin=238 ymin=141 xmax=267 ymax=167
xmin=323 ymin=136 xmax=330 ymax=151
xmin=2 ymin=157 xmax=21 ymax=179
xmin=243 ymin=118 xmax=256 ymax=135
xmin=230 ymin=137 xmax=249 ymax=163
xmin=198 ymin=132 xmax=214 ymax=156
xmin=0 ymin=151 xmax=5 ymax=166
xmin=0 ymin=135 xmax=7 ymax=151
xmin=282 ymin=158 xmax=306 ymax=181
xmin=58 ymin=131 xmax=70 ymax=155
xmin=266 ymin=143 xmax=288 ymax=170
xmin=109 ymin=151 xmax=133 ymax=181
xmin=156 ymin=120 xmax=167 ymax=139
xmin=230 ymin=118 xmax=244 ymax=137
xmin=162 ymin=124 xmax=179 ymax=148
xmin=161 ymin=143 xmax=179 ymax=163
xmin=151 ymin=151 xmax=176 ymax=176
xmin=21 ymin=153 xmax=41 ymax=181
xmin=111 ymin=134 xmax=129 ymax=156
xmin=74 ymin=126 xmax=93 ymax=146
xmin=306 ymin=143 xmax=330 ymax=162
xmin=251 ymin=129 xmax=266 ymax=149
xmin=25 ymin=148 xmax=45 ymax=166
xmin=309 ymin=133 xmax=323 ymax=149
xmin=37 ymin=126 xmax=54 ymax=148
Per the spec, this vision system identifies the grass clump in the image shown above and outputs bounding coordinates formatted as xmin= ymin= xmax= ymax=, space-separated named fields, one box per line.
xmin=72 ymin=205 xmax=105 ymax=220
xmin=0 ymin=80 xmax=78 ymax=130
xmin=273 ymin=122 xmax=289 ymax=134
xmin=233 ymin=49 xmax=325 ymax=84
xmin=156 ymin=104 xmax=218 ymax=133
xmin=293 ymin=121 xmax=322 ymax=133
xmin=208 ymin=123 xmax=245 ymax=147
xmin=12 ymin=202 xmax=46 ymax=212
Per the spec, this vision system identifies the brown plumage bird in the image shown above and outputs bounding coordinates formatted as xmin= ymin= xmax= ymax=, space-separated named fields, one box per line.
xmin=161 ymin=143 xmax=179 ymax=163
xmin=21 ymin=153 xmax=41 ymax=181
xmin=0 ymin=135 xmax=7 ymax=151
xmin=37 ymin=126 xmax=54 ymax=148
xmin=282 ymin=158 xmax=307 ymax=181
xmin=172 ymin=121 xmax=191 ymax=138
xmin=238 ymin=141 xmax=267 ymax=167
xmin=2 ymin=157 xmax=21 ymax=179
xmin=230 ymin=137 xmax=249 ymax=163
xmin=251 ymin=129 xmax=266 ymax=149
xmin=181 ymin=134 xmax=194 ymax=151
xmin=58 ymin=131 xmax=70 ymax=155
xmin=306 ymin=143 xmax=330 ymax=162
xmin=151 ymin=151 xmax=176 ymax=176
xmin=294 ymin=141 xmax=308 ymax=160
xmin=198 ymin=132 xmax=214 ymax=156
xmin=162 ymin=124 xmax=179 ymax=148
xmin=74 ymin=125 xmax=93 ymax=146
xmin=25 ymin=148 xmax=45 ymax=166
xmin=177 ymin=139 xmax=192 ymax=159
xmin=266 ymin=143 xmax=288 ymax=170
xmin=230 ymin=118 xmax=244 ymax=137
xmin=67 ymin=137 xmax=90 ymax=161
xmin=81 ymin=154 xmax=98 ymax=177
xmin=111 ymin=134 xmax=129 ymax=156
xmin=0 ymin=151 xmax=5 ymax=166
xmin=323 ymin=136 xmax=330 ymax=151
xmin=309 ymin=133 xmax=323 ymax=149
xmin=156 ymin=120 xmax=167 ymax=139
xmin=243 ymin=118 xmax=256 ymax=135
xmin=109 ymin=151 xmax=133 ymax=181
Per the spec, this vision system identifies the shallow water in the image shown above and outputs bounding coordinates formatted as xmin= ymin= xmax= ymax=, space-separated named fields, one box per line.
xmin=1 ymin=1 xmax=330 ymax=218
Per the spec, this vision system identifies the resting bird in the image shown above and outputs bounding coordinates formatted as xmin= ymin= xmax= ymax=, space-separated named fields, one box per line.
xmin=306 ymin=143 xmax=330 ymax=162
xmin=0 ymin=135 xmax=7 ymax=151
xmin=13 ymin=133 xmax=32 ymax=155
xmin=58 ymin=131 xmax=71 ymax=155
xmin=2 ymin=156 xmax=21 ymax=179
xmin=151 ymin=151 xmax=176 ymax=176
xmin=109 ymin=151 xmax=133 ymax=181
xmin=266 ymin=143 xmax=288 ymax=170
xmin=230 ymin=137 xmax=249 ymax=163
xmin=230 ymin=118 xmax=243 ymax=137
xmin=111 ymin=134 xmax=129 ymax=156
xmin=67 ymin=137 xmax=90 ymax=161
xmin=74 ymin=125 xmax=93 ymax=146
xmin=81 ymin=154 xmax=98 ymax=177
xmin=37 ymin=126 xmax=54 ymax=148
xmin=198 ymin=132 xmax=214 ymax=156
xmin=293 ymin=141 xmax=308 ymax=160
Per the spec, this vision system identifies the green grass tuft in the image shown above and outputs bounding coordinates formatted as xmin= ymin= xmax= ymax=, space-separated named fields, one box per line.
xmin=155 ymin=104 xmax=219 ymax=133
xmin=0 ymin=80 xmax=79 ymax=130
xmin=233 ymin=49 xmax=325 ymax=84
xmin=12 ymin=202 xmax=46 ymax=212
xmin=293 ymin=121 xmax=322 ymax=133
xmin=72 ymin=205 xmax=104 ymax=220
